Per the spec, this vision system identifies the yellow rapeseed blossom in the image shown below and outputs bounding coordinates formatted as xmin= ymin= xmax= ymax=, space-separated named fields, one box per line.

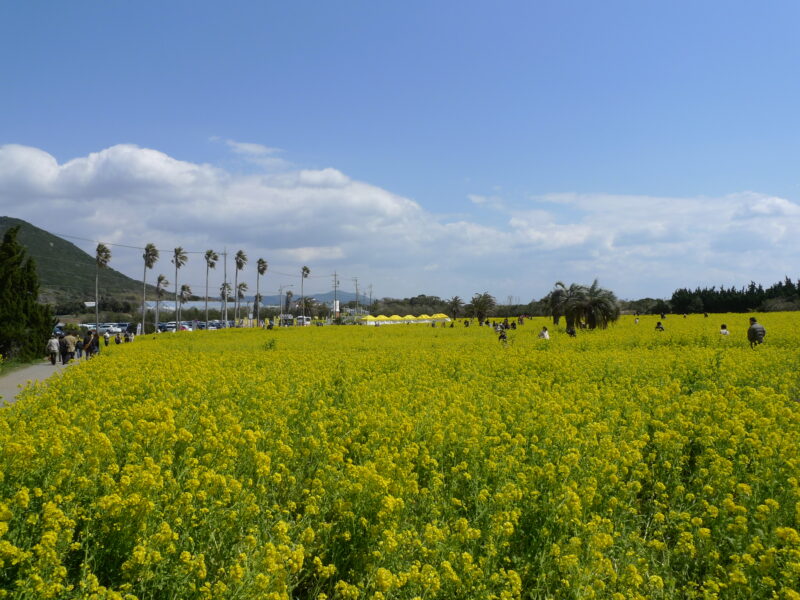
xmin=0 ymin=312 xmax=798 ymax=598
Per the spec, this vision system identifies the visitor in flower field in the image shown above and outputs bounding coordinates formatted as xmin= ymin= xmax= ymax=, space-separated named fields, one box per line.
xmin=82 ymin=331 xmax=93 ymax=358
xmin=498 ymin=328 xmax=507 ymax=343
xmin=84 ymin=331 xmax=98 ymax=358
xmin=75 ymin=336 xmax=83 ymax=358
xmin=655 ymin=321 xmax=665 ymax=331
xmin=115 ymin=333 xmax=121 ymax=344
xmin=720 ymin=324 xmax=730 ymax=335
xmin=45 ymin=334 xmax=59 ymax=365
xmin=538 ymin=326 xmax=550 ymax=340
xmin=566 ymin=326 xmax=577 ymax=337
xmin=747 ymin=317 xmax=766 ymax=348
xmin=64 ymin=331 xmax=77 ymax=362
xmin=58 ymin=334 xmax=69 ymax=364
xmin=103 ymin=331 xmax=110 ymax=346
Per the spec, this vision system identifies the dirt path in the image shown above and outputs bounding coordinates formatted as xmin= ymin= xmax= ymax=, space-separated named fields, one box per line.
xmin=0 ymin=359 xmax=74 ymax=407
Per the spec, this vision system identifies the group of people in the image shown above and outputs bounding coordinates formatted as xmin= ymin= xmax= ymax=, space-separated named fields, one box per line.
xmin=46 ymin=331 xmax=98 ymax=365
xmin=45 ymin=328 xmax=138 ymax=365
xmin=492 ymin=316 xmax=769 ymax=346
xmin=653 ymin=316 xmax=767 ymax=347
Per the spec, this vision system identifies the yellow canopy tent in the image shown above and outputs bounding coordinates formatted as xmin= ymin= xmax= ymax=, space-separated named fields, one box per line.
xmin=418 ymin=314 xmax=432 ymax=320
xmin=388 ymin=315 xmax=403 ymax=321
xmin=374 ymin=315 xmax=390 ymax=321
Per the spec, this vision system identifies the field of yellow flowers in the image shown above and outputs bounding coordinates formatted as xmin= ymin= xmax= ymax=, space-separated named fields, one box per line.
xmin=1 ymin=314 xmax=799 ymax=599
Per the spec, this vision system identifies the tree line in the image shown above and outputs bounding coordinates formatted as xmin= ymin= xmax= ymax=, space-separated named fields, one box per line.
xmin=669 ymin=277 xmax=800 ymax=314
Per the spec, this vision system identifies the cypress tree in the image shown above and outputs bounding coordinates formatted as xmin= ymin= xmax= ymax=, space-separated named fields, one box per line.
xmin=0 ymin=226 xmax=54 ymax=360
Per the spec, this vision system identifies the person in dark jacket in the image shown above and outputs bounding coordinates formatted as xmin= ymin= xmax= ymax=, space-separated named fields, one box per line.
xmin=747 ymin=317 xmax=766 ymax=348
xmin=58 ymin=335 xmax=69 ymax=364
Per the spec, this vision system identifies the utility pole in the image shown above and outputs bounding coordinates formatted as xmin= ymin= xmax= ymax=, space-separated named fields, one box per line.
xmin=352 ymin=277 xmax=359 ymax=317
xmin=332 ymin=272 xmax=339 ymax=322
xmin=222 ymin=248 xmax=228 ymax=326
xmin=368 ymin=284 xmax=373 ymax=314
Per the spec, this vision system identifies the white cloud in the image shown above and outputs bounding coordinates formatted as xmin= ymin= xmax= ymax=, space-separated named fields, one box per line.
xmin=1 ymin=143 xmax=798 ymax=300
xmin=224 ymin=140 xmax=281 ymax=156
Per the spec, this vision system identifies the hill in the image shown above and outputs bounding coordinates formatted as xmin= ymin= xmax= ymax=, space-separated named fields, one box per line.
xmin=0 ymin=216 xmax=155 ymax=306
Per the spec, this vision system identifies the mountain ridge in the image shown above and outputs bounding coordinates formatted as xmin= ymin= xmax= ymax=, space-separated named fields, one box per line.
xmin=0 ymin=216 xmax=156 ymax=305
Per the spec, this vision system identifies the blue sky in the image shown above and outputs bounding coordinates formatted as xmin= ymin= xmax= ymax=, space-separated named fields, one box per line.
xmin=2 ymin=1 xmax=799 ymax=302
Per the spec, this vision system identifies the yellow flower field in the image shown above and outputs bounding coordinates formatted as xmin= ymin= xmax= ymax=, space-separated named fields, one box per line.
xmin=1 ymin=314 xmax=799 ymax=599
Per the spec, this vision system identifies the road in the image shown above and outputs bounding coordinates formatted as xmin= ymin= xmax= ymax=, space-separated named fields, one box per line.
xmin=0 ymin=359 xmax=74 ymax=407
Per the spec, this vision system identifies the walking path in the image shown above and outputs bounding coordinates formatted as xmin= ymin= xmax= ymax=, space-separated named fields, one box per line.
xmin=0 ymin=359 xmax=73 ymax=407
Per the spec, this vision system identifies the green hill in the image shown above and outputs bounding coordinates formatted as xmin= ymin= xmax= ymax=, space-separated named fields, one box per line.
xmin=0 ymin=216 xmax=156 ymax=307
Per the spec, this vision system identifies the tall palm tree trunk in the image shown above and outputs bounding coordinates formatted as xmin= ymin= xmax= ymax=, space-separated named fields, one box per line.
xmin=141 ymin=263 xmax=147 ymax=335
xmin=174 ymin=263 xmax=179 ymax=326
xmin=234 ymin=269 xmax=239 ymax=323
xmin=205 ymin=263 xmax=209 ymax=330
xmin=255 ymin=272 xmax=260 ymax=326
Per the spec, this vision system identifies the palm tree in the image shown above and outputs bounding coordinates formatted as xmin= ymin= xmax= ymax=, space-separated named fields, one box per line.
xmin=300 ymin=265 xmax=310 ymax=319
xmin=95 ymin=243 xmax=111 ymax=351
xmin=141 ymin=243 xmax=159 ymax=334
xmin=220 ymin=282 xmax=231 ymax=324
xmin=446 ymin=296 xmax=464 ymax=320
xmin=298 ymin=296 xmax=316 ymax=318
xmin=285 ymin=290 xmax=294 ymax=315
xmin=234 ymin=250 xmax=248 ymax=323
xmin=179 ymin=284 xmax=192 ymax=327
xmin=545 ymin=281 xmax=587 ymax=329
xmin=468 ymin=291 xmax=496 ymax=322
xmin=545 ymin=282 xmax=573 ymax=326
xmin=204 ymin=250 xmax=219 ymax=329
xmin=255 ymin=258 xmax=268 ymax=325
xmin=237 ymin=282 xmax=249 ymax=323
xmin=155 ymin=274 xmax=168 ymax=329
xmin=564 ymin=279 xmax=620 ymax=330
xmin=172 ymin=247 xmax=188 ymax=327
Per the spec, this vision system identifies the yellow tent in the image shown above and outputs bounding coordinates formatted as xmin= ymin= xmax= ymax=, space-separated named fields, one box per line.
xmin=432 ymin=313 xmax=450 ymax=319
xmin=388 ymin=315 xmax=403 ymax=321
xmin=402 ymin=314 xmax=416 ymax=320
xmin=418 ymin=314 xmax=432 ymax=319
xmin=359 ymin=315 xmax=376 ymax=320
xmin=374 ymin=315 xmax=390 ymax=321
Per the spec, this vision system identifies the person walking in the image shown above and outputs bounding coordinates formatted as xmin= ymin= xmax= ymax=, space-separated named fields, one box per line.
xmin=84 ymin=331 xmax=96 ymax=359
xmin=64 ymin=332 xmax=77 ymax=363
xmin=747 ymin=317 xmax=766 ymax=348
xmin=103 ymin=331 xmax=110 ymax=347
xmin=58 ymin=335 xmax=69 ymax=365
xmin=75 ymin=336 xmax=84 ymax=359
xmin=46 ymin=335 xmax=59 ymax=365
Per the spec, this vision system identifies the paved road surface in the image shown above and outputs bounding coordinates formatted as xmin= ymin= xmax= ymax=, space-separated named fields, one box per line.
xmin=0 ymin=359 xmax=74 ymax=407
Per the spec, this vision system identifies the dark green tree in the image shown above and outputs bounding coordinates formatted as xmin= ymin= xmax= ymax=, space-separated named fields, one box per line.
xmin=0 ymin=226 xmax=54 ymax=360
xmin=564 ymin=279 xmax=620 ymax=329
xmin=468 ymin=292 xmax=496 ymax=322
